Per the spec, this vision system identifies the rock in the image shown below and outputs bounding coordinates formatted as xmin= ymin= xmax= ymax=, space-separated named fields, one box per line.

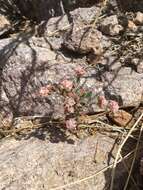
xmin=70 ymin=6 xmax=100 ymax=24
xmin=0 ymin=14 xmax=10 ymax=28
xmin=42 ymin=6 xmax=110 ymax=55
xmin=41 ymin=15 xmax=70 ymax=50
xmin=100 ymin=15 xmax=117 ymax=30
xmin=137 ymin=61 xmax=143 ymax=73
xmin=0 ymin=35 xmax=143 ymax=121
xmin=44 ymin=15 xmax=69 ymax=36
xmin=134 ymin=12 xmax=143 ymax=25
xmin=63 ymin=21 xmax=111 ymax=55
xmin=128 ymin=20 xmax=137 ymax=31
xmin=131 ymin=58 xmax=143 ymax=73
xmin=108 ymin=110 xmax=133 ymax=127
xmin=0 ymin=37 xmax=58 ymax=119
xmin=0 ymin=133 xmax=128 ymax=190
xmin=110 ymin=61 xmax=122 ymax=71
xmin=0 ymin=39 xmax=101 ymax=120
xmin=42 ymin=6 xmax=100 ymax=50
xmin=63 ymin=26 xmax=104 ymax=55
xmin=100 ymin=15 xmax=123 ymax=36
xmin=103 ymin=68 xmax=143 ymax=107
xmin=108 ymin=0 xmax=119 ymax=10
xmin=0 ymin=14 xmax=11 ymax=37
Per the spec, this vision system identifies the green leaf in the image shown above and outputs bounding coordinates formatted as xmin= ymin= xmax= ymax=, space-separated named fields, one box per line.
xmin=82 ymin=91 xmax=92 ymax=98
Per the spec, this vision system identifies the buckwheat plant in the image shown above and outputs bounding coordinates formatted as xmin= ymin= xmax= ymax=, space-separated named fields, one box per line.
xmin=38 ymin=65 xmax=119 ymax=130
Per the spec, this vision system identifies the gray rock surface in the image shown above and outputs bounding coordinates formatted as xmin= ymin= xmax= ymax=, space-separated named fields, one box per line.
xmin=137 ymin=61 xmax=143 ymax=73
xmin=43 ymin=6 xmax=100 ymax=50
xmin=70 ymin=6 xmax=100 ymax=24
xmin=134 ymin=11 xmax=143 ymax=25
xmin=42 ymin=15 xmax=70 ymax=50
xmin=0 ymin=3 xmax=143 ymax=190
xmin=0 ymin=5 xmax=142 ymax=122
xmin=0 ymin=35 xmax=142 ymax=120
xmin=0 ymin=133 xmax=125 ymax=190
xmin=103 ymin=68 xmax=143 ymax=106
xmin=0 ymin=14 xmax=11 ymax=37
xmin=63 ymin=27 xmax=105 ymax=54
xmin=100 ymin=15 xmax=123 ymax=36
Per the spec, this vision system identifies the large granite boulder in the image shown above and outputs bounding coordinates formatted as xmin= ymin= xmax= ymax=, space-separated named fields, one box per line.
xmin=0 ymin=5 xmax=142 ymax=121
xmin=0 ymin=35 xmax=142 ymax=121
xmin=0 ymin=133 xmax=128 ymax=190
xmin=0 ymin=14 xmax=11 ymax=38
xmin=42 ymin=6 xmax=100 ymax=50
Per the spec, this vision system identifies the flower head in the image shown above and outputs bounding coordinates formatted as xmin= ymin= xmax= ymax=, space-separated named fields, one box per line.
xmin=65 ymin=97 xmax=76 ymax=107
xmin=65 ymin=118 xmax=77 ymax=130
xmin=79 ymin=88 xmax=86 ymax=96
xmin=75 ymin=66 xmax=86 ymax=76
xmin=39 ymin=84 xmax=52 ymax=97
xmin=64 ymin=97 xmax=76 ymax=113
xmin=61 ymin=80 xmax=73 ymax=91
xmin=98 ymin=95 xmax=108 ymax=109
xmin=108 ymin=100 xmax=119 ymax=113
xmin=68 ymin=92 xmax=80 ymax=101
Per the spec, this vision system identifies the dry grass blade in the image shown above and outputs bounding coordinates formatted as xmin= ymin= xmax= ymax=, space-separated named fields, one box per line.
xmin=0 ymin=120 xmax=64 ymax=138
xmin=110 ymin=113 xmax=143 ymax=190
xmin=47 ymin=24 xmax=71 ymax=37
xmin=79 ymin=120 xmax=125 ymax=133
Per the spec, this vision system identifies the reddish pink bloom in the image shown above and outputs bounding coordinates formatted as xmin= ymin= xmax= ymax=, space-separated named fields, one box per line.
xmin=75 ymin=66 xmax=86 ymax=76
xmin=61 ymin=80 xmax=73 ymax=91
xmin=79 ymin=88 xmax=86 ymax=96
xmin=64 ymin=97 xmax=76 ymax=113
xmin=98 ymin=95 xmax=108 ymax=109
xmin=65 ymin=97 xmax=76 ymax=107
xmin=108 ymin=100 xmax=119 ymax=113
xmin=68 ymin=92 xmax=80 ymax=101
xmin=39 ymin=85 xmax=52 ymax=97
xmin=66 ymin=106 xmax=75 ymax=113
xmin=65 ymin=118 xmax=77 ymax=130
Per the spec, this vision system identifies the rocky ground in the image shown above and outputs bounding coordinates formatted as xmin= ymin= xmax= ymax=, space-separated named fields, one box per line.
xmin=0 ymin=0 xmax=143 ymax=190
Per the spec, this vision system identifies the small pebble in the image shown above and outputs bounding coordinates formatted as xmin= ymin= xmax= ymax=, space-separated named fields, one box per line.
xmin=134 ymin=12 xmax=143 ymax=25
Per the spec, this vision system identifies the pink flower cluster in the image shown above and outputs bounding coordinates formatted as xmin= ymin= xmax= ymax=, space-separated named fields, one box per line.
xmin=39 ymin=84 xmax=52 ymax=97
xmin=108 ymin=100 xmax=119 ymax=113
xmin=65 ymin=118 xmax=77 ymax=130
xmin=61 ymin=80 xmax=73 ymax=91
xmin=98 ymin=95 xmax=108 ymax=109
xmin=68 ymin=92 xmax=80 ymax=102
xmin=64 ymin=97 xmax=76 ymax=113
xmin=98 ymin=96 xmax=119 ymax=113
xmin=75 ymin=66 xmax=86 ymax=76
